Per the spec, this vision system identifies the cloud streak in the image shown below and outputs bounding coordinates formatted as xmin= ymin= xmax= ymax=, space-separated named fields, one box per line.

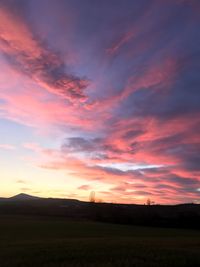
xmin=0 ymin=4 xmax=89 ymax=102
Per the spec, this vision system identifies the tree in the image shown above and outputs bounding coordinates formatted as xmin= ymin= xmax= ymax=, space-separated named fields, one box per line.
xmin=89 ymin=191 xmax=96 ymax=203
xmin=146 ymin=198 xmax=152 ymax=205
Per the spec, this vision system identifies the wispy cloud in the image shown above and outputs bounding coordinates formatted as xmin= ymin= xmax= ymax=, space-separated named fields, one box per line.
xmin=0 ymin=144 xmax=15 ymax=150
xmin=0 ymin=4 xmax=89 ymax=102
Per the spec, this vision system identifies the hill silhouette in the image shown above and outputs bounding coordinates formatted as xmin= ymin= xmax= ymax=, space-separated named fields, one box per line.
xmin=0 ymin=193 xmax=200 ymax=229
xmin=9 ymin=193 xmax=41 ymax=201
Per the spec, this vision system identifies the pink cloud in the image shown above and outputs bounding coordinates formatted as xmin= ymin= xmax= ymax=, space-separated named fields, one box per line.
xmin=106 ymin=30 xmax=135 ymax=55
xmin=0 ymin=144 xmax=16 ymax=150
xmin=78 ymin=185 xmax=91 ymax=190
xmin=0 ymin=5 xmax=89 ymax=102
xmin=0 ymin=0 xmax=199 ymax=204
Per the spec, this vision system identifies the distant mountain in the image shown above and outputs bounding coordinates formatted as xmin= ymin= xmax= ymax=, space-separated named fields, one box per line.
xmin=9 ymin=193 xmax=42 ymax=201
xmin=0 ymin=193 xmax=80 ymax=203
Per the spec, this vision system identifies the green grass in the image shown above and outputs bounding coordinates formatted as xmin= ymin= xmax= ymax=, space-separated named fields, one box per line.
xmin=0 ymin=215 xmax=200 ymax=267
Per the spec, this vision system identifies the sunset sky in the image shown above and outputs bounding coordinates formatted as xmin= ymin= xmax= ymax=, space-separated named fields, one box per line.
xmin=0 ymin=0 xmax=200 ymax=204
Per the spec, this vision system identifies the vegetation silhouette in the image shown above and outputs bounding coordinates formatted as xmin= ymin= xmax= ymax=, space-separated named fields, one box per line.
xmin=0 ymin=193 xmax=200 ymax=229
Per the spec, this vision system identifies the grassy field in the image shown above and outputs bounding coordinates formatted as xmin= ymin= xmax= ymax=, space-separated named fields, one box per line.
xmin=0 ymin=215 xmax=200 ymax=267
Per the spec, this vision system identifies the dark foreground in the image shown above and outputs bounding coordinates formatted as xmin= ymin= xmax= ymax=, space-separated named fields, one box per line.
xmin=0 ymin=215 xmax=200 ymax=267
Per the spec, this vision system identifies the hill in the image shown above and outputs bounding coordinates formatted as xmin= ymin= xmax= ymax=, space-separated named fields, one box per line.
xmin=9 ymin=193 xmax=41 ymax=201
xmin=0 ymin=193 xmax=200 ymax=229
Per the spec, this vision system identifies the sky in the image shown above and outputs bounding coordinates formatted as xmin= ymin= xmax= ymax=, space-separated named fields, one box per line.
xmin=0 ymin=0 xmax=200 ymax=204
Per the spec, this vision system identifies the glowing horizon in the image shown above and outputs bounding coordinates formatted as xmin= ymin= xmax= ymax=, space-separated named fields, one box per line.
xmin=0 ymin=0 xmax=200 ymax=204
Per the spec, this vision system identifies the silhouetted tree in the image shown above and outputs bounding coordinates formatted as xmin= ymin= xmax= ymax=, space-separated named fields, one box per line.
xmin=146 ymin=198 xmax=153 ymax=205
xmin=89 ymin=191 xmax=96 ymax=203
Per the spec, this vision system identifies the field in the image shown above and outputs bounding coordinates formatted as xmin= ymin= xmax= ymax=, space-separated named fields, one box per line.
xmin=0 ymin=215 xmax=200 ymax=267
